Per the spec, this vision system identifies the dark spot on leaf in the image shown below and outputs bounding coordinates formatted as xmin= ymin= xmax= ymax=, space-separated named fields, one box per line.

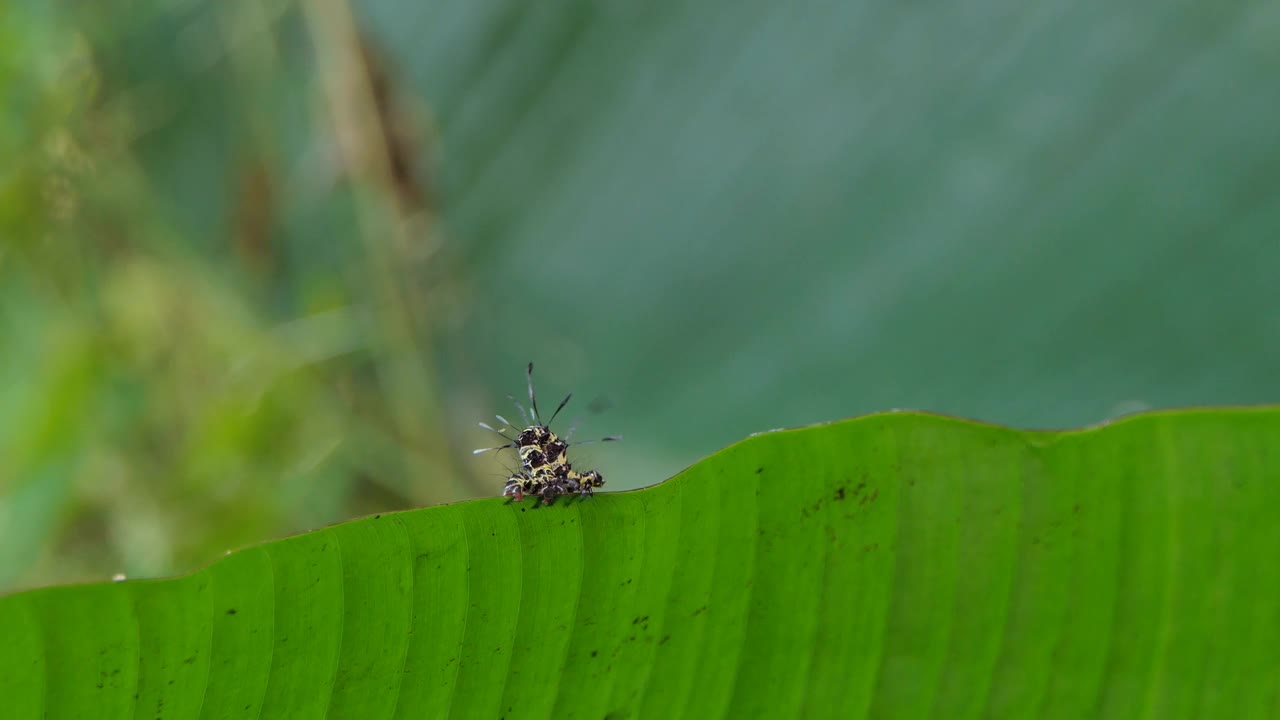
xmin=183 ymin=656 xmax=195 ymax=665
xmin=1073 ymin=503 xmax=1081 ymax=513
xmin=756 ymin=467 xmax=764 ymax=474
xmin=693 ymin=606 xmax=706 ymax=616
xmin=226 ymin=608 xmax=237 ymax=615
xmin=591 ymin=650 xmax=598 ymax=657
xmin=375 ymin=514 xmax=381 ymax=519
xmin=834 ymin=487 xmax=846 ymax=501
xmin=660 ymin=635 xmax=671 ymax=645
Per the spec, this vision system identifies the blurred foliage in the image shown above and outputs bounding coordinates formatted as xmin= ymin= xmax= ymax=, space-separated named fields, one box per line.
xmin=3 ymin=0 xmax=1280 ymax=592
xmin=0 ymin=1 xmax=466 ymax=591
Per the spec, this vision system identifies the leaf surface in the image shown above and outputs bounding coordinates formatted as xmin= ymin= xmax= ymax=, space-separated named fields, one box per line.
xmin=3 ymin=408 xmax=1279 ymax=718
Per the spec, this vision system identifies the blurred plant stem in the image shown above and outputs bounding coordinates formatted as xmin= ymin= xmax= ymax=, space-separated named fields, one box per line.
xmin=300 ymin=0 xmax=471 ymax=504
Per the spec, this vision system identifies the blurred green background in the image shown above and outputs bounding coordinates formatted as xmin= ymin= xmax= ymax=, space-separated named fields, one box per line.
xmin=2 ymin=0 xmax=1278 ymax=592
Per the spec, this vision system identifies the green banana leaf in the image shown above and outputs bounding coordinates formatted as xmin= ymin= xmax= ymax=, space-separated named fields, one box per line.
xmin=3 ymin=407 xmax=1277 ymax=718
